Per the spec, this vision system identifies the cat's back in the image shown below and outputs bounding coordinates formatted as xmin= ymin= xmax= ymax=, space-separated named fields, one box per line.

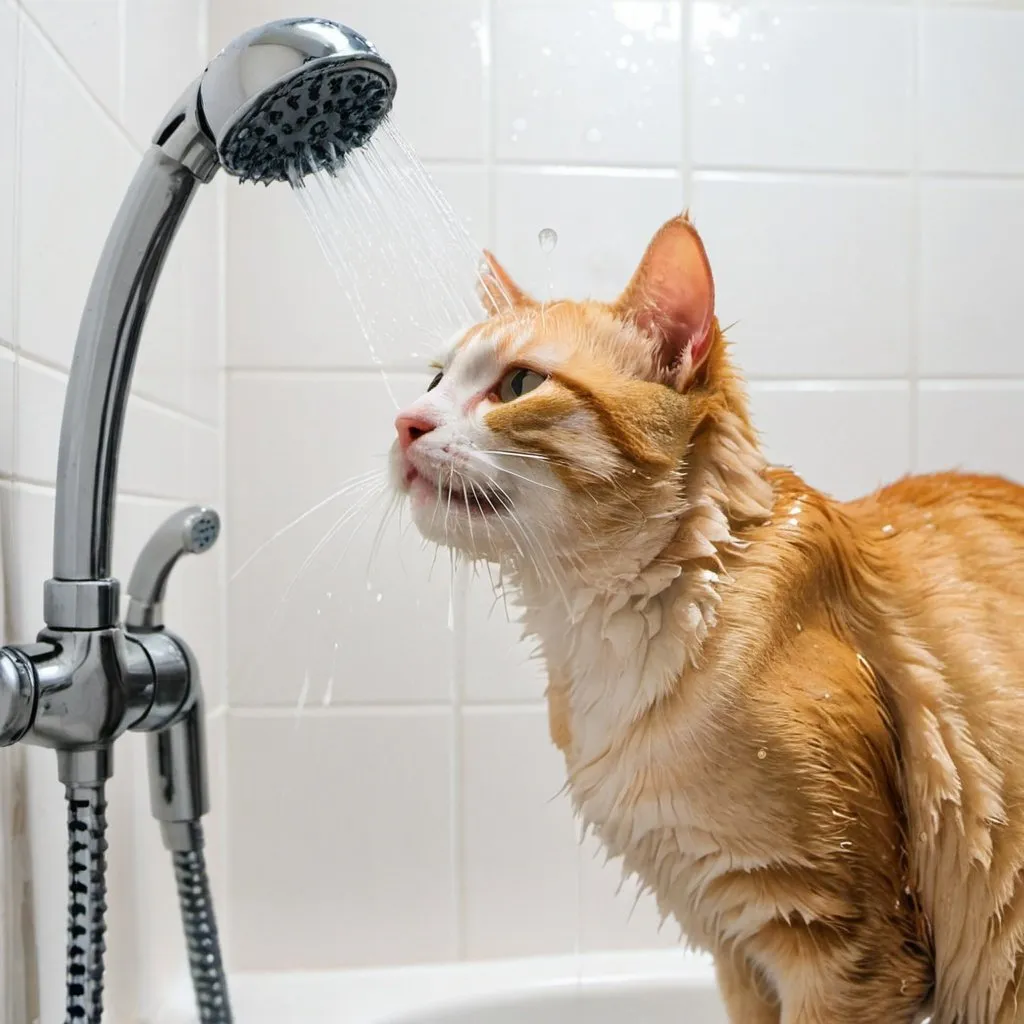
xmin=845 ymin=469 xmax=1024 ymax=591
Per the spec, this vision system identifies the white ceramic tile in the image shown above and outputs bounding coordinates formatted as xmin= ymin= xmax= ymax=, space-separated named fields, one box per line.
xmin=423 ymin=166 xmax=491 ymax=250
xmin=184 ymin=421 xmax=221 ymax=507
xmin=919 ymin=181 xmax=1024 ymax=378
xmin=5 ymin=484 xmax=52 ymax=639
xmin=918 ymin=383 xmax=1024 ymax=485
xmin=692 ymin=174 xmax=913 ymax=379
xmin=579 ymin=831 xmax=679 ymax=951
xmin=0 ymin=347 xmax=14 ymax=477
xmin=227 ymin=709 xmax=456 ymax=969
xmin=749 ymin=383 xmax=911 ymax=502
xmin=921 ymin=7 xmax=1024 ymax=174
xmin=461 ymin=569 xmax=545 ymax=703
xmin=122 ymin=0 xmax=202 ymax=148
xmin=494 ymin=168 xmax=684 ymax=302
xmin=181 ymin=183 xmax=222 ymax=424
xmin=0 ymin=4 xmax=16 ymax=345
xmin=18 ymin=21 xmax=137 ymax=368
xmin=494 ymin=0 xmax=683 ymax=166
xmin=20 ymin=0 xmax=119 ymax=116
xmin=210 ymin=0 xmax=487 ymax=160
xmin=0 ymin=482 xmax=7 ymax=632
xmin=119 ymin=397 xmax=189 ymax=500
xmin=225 ymin=184 xmax=365 ymax=369
xmin=226 ymin=372 xmax=454 ymax=706
xmin=14 ymin=356 xmax=65 ymax=483
xmin=462 ymin=708 xmax=579 ymax=958
xmin=690 ymin=3 xmax=914 ymax=171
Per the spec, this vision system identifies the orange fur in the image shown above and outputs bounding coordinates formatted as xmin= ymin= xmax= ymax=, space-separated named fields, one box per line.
xmin=394 ymin=215 xmax=1024 ymax=1022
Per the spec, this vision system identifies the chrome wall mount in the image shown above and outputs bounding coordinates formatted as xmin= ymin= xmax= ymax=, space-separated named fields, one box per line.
xmin=0 ymin=17 xmax=396 ymax=1024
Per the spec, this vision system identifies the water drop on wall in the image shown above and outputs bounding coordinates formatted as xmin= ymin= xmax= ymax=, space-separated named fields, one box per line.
xmin=538 ymin=228 xmax=558 ymax=254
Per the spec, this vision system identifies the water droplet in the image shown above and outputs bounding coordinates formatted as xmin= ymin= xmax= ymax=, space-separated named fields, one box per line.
xmin=585 ymin=127 xmax=603 ymax=143
xmin=822 ymin=691 xmax=831 ymax=700
xmin=795 ymin=621 xmax=803 ymax=632
xmin=376 ymin=592 xmax=383 ymax=603
xmin=900 ymin=979 xmax=908 ymax=995
xmin=512 ymin=117 xmax=527 ymax=132
xmin=538 ymin=227 xmax=558 ymax=253
xmin=919 ymin=831 xmax=927 ymax=843
xmin=840 ymin=840 xmax=852 ymax=851
xmin=326 ymin=591 xmax=333 ymax=599
xmin=881 ymin=523 xmax=894 ymax=535
xmin=757 ymin=747 xmax=767 ymax=760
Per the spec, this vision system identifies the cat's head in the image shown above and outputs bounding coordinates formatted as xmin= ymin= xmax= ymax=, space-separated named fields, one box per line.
xmin=390 ymin=215 xmax=754 ymax=576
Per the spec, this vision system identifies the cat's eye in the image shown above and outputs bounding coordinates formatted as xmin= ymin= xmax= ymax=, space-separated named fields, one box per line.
xmin=427 ymin=371 xmax=443 ymax=392
xmin=497 ymin=368 xmax=547 ymax=403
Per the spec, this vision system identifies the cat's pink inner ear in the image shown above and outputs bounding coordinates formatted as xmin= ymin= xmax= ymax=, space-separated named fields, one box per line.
xmin=478 ymin=250 xmax=534 ymax=315
xmin=617 ymin=216 xmax=716 ymax=383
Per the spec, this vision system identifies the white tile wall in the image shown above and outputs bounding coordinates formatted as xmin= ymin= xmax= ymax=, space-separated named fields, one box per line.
xmin=212 ymin=0 xmax=1024 ymax=976
xmin=1 ymin=1 xmax=226 ymax=1020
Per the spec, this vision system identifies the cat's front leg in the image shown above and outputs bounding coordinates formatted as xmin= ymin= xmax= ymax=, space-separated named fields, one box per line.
xmin=715 ymin=950 xmax=780 ymax=1024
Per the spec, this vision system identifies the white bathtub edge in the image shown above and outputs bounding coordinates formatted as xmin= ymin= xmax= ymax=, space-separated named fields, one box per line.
xmin=158 ymin=948 xmax=717 ymax=1024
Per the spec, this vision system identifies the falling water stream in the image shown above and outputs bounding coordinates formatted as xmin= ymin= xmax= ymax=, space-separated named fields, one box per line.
xmin=288 ymin=120 xmax=508 ymax=400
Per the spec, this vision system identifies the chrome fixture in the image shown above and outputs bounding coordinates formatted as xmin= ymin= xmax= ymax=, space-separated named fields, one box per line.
xmin=0 ymin=18 xmax=396 ymax=1024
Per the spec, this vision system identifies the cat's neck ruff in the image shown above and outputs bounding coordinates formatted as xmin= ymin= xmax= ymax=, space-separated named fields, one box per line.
xmin=514 ymin=398 xmax=774 ymax=762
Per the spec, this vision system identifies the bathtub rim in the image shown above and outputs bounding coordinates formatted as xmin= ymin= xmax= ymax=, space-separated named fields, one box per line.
xmin=157 ymin=947 xmax=718 ymax=1023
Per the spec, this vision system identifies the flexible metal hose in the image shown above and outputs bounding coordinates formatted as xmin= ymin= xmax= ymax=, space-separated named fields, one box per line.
xmin=65 ymin=783 xmax=108 ymax=1023
xmin=172 ymin=827 xmax=233 ymax=1023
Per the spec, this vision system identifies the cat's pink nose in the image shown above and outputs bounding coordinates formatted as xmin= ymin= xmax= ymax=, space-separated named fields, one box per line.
xmin=395 ymin=413 xmax=436 ymax=452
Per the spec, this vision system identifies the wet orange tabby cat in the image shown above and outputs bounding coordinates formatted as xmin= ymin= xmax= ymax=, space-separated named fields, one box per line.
xmin=390 ymin=214 xmax=1024 ymax=1023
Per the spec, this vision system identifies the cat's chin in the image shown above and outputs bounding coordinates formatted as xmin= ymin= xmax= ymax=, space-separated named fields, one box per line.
xmin=402 ymin=475 xmax=510 ymax=560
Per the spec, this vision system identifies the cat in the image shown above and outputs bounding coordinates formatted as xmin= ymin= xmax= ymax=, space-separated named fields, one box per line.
xmin=390 ymin=213 xmax=1024 ymax=1023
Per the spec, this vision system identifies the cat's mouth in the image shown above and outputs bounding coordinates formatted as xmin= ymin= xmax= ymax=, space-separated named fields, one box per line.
xmin=404 ymin=467 xmax=505 ymax=515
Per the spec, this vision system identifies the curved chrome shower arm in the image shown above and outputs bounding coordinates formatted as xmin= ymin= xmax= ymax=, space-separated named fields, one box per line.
xmin=49 ymin=89 xmax=219 ymax=609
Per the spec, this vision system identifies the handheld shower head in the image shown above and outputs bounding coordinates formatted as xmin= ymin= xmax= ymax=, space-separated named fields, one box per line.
xmin=199 ymin=18 xmax=396 ymax=184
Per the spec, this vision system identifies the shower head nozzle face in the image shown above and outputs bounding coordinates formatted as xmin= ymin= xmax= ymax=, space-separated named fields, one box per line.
xmin=199 ymin=18 xmax=397 ymax=186
xmin=219 ymin=62 xmax=393 ymax=184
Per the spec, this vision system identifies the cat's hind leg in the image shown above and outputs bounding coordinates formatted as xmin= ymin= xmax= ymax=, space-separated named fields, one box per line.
xmin=715 ymin=950 xmax=780 ymax=1024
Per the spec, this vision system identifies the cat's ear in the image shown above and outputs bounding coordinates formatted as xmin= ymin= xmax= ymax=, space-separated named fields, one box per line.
xmin=615 ymin=214 xmax=716 ymax=387
xmin=478 ymin=250 xmax=534 ymax=315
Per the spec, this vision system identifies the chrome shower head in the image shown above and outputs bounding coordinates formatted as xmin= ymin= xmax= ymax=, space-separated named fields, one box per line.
xmin=199 ymin=18 xmax=396 ymax=185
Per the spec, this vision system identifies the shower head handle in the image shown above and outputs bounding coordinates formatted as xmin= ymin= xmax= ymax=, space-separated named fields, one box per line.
xmin=126 ymin=506 xmax=221 ymax=632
